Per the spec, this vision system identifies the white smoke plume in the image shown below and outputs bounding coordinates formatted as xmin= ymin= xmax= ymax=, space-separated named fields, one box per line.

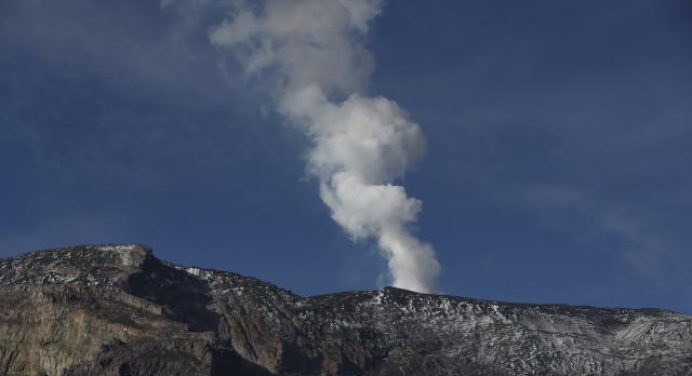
xmin=209 ymin=0 xmax=440 ymax=293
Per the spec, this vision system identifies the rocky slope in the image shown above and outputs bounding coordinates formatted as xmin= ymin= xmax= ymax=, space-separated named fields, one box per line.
xmin=0 ymin=244 xmax=691 ymax=376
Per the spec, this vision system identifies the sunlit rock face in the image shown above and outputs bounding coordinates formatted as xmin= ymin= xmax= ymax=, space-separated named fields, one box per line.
xmin=0 ymin=245 xmax=691 ymax=376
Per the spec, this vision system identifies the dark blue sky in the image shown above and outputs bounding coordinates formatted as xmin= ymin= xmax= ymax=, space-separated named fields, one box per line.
xmin=2 ymin=1 xmax=691 ymax=312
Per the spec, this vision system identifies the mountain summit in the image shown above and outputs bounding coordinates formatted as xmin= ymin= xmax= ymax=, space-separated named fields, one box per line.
xmin=0 ymin=245 xmax=690 ymax=376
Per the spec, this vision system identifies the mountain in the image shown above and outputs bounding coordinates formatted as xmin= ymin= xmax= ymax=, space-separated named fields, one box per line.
xmin=0 ymin=244 xmax=691 ymax=376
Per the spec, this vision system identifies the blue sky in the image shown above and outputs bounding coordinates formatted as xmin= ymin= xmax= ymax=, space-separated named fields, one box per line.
xmin=2 ymin=1 xmax=691 ymax=312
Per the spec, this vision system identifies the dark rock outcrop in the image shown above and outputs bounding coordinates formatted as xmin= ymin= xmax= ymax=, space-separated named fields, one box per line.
xmin=0 ymin=244 xmax=691 ymax=375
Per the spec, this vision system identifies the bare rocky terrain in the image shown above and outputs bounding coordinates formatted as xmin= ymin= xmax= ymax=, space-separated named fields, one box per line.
xmin=0 ymin=244 xmax=691 ymax=375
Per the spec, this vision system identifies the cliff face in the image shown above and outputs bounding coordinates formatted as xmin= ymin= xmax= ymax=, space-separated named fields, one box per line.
xmin=0 ymin=245 xmax=691 ymax=376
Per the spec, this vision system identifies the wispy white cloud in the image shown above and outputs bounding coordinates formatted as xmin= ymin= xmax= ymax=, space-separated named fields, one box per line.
xmin=524 ymin=184 xmax=687 ymax=286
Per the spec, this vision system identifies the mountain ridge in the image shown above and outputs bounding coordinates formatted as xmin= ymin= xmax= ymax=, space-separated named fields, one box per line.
xmin=13 ymin=243 xmax=670 ymax=314
xmin=0 ymin=244 xmax=691 ymax=375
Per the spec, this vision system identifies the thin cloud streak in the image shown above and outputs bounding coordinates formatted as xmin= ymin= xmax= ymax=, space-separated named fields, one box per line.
xmin=525 ymin=185 xmax=688 ymax=287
